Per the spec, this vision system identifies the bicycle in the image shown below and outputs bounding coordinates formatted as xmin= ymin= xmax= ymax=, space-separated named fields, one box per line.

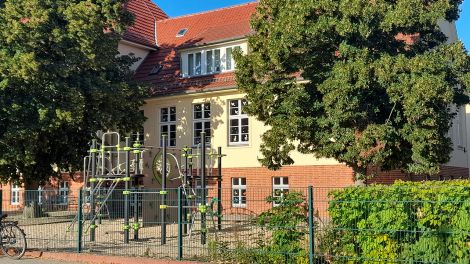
xmin=0 ymin=214 xmax=27 ymax=259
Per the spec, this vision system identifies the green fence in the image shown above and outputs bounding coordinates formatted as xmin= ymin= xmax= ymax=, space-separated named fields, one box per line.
xmin=1 ymin=185 xmax=470 ymax=263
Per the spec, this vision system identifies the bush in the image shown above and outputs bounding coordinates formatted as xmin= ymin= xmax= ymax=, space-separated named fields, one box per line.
xmin=327 ymin=180 xmax=470 ymax=263
xmin=207 ymin=191 xmax=310 ymax=263
xmin=256 ymin=191 xmax=309 ymax=263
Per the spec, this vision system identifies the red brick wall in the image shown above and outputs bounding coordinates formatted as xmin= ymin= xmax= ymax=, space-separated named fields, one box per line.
xmin=366 ymin=166 xmax=469 ymax=185
xmin=203 ymin=164 xmax=469 ymax=216
xmin=0 ymin=173 xmax=85 ymax=212
xmin=205 ymin=165 xmax=355 ymax=215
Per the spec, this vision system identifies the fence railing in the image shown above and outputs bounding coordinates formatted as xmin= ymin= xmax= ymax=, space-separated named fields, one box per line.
xmin=1 ymin=186 xmax=469 ymax=263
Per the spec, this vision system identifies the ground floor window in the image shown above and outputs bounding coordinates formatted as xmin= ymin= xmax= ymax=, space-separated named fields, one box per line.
xmin=59 ymin=181 xmax=69 ymax=204
xmin=11 ymin=183 xmax=20 ymax=205
xmin=272 ymin=177 xmax=289 ymax=206
xmin=38 ymin=186 xmax=43 ymax=205
xmin=232 ymin=177 xmax=247 ymax=207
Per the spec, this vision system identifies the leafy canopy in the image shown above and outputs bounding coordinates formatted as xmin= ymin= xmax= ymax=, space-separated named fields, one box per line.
xmin=235 ymin=0 xmax=470 ymax=179
xmin=0 ymin=0 xmax=146 ymax=184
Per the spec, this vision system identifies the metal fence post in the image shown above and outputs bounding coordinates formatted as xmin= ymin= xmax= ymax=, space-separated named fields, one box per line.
xmin=217 ymin=146 xmax=222 ymax=231
xmin=0 ymin=189 xmax=3 ymax=216
xmin=124 ymin=137 xmax=131 ymax=244
xmin=77 ymin=189 xmax=83 ymax=253
xmin=183 ymin=147 xmax=189 ymax=235
xmin=201 ymin=132 xmax=207 ymax=245
xmin=308 ymin=186 xmax=314 ymax=264
xmin=177 ymin=187 xmax=183 ymax=260
xmin=161 ymin=134 xmax=167 ymax=245
xmin=90 ymin=139 xmax=97 ymax=242
xmin=133 ymin=148 xmax=140 ymax=241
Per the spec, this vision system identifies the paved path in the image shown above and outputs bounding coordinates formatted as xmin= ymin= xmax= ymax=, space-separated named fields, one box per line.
xmin=0 ymin=256 xmax=81 ymax=264
xmin=2 ymin=251 xmax=203 ymax=264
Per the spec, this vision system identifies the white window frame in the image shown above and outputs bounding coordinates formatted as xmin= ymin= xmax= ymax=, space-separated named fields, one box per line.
xmin=272 ymin=177 xmax=289 ymax=206
xmin=159 ymin=106 xmax=177 ymax=147
xmin=181 ymin=44 xmax=242 ymax=77
xmin=229 ymin=99 xmax=249 ymax=146
xmin=59 ymin=181 xmax=69 ymax=205
xmin=187 ymin=52 xmax=202 ymax=76
xmin=193 ymin=103 xmax=211 ymax=146
xmin=232 ymin=178 xmax=247 ymax=207
xmin=11 ymin=183 xmax=20 ymax=205
xmin=205 ymin=48 xmax=221 ymax=74
xmin=38 ymin=186 xmax=44 ymax=205
xmin=225 ymin=46 xmax=237 ymax=71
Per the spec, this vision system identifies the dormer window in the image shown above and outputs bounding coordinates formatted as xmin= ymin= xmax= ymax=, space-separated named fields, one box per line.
xmin=149 ymin=64 xmax=163 ymax=75
xmin=206 ymin=49 xmax=221 ymax=73
xmin=176 ymin=28 xmax=188 ymax=37
xmin=181 ymin=43 xmax=244 ymax=77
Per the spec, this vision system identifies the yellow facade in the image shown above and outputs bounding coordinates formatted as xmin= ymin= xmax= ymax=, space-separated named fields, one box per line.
xmin=143 ymin=88 xmax=341 ymax=171
xmin=125 ymin=20 xmax=469 ymax=183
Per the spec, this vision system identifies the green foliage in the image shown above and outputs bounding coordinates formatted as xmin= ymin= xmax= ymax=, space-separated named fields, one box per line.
xmin=0 ymin=0 xmax=147 ymax=184
xmin=235 ymin=0 xmax=470 ymax=179
xmin=207 ymin=191 xmax=310 ymax=263
xmin=327 ymin=180 xmax=470 ymax=263
xmin=256 ymin=191 xmax=309 ymax=263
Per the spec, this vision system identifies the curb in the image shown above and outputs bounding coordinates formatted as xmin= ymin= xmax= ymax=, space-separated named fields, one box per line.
xmin=24 ymin=251 xmax=204 ymax=264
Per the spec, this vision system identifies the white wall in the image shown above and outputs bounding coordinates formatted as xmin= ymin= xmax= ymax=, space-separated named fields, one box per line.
xmin=118 ymin=41 xmax=151 ymax=71
xmin=440 ymin=21 xmax=469 ymax=169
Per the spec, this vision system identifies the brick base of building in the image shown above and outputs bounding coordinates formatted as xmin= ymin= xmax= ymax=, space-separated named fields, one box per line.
xmin=366 ymin=165 xmax=469 ymax=185
xmin=203 ymin=164 xmax=469 ymax=215
xmin=206 ymin=165 xmax=356 ymax=215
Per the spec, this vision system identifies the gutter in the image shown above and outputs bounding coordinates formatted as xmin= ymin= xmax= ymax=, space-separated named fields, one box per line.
xmin=121 ymin=39 xmax=158 ymax=51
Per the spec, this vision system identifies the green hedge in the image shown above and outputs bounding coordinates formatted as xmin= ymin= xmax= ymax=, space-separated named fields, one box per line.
xmin=327 ymin=180 xmax=470 ymax=263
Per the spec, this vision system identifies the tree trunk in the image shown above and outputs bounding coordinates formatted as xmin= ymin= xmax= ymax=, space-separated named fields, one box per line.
xmin=353 ymin=166 xmax=367 ymax=186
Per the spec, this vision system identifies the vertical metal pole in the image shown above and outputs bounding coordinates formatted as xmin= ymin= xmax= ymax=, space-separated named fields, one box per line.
xmin=90 ymin=139 xmax=97 ymax=242
xmin=183 ymin=147 xmax=189 ymax=235
xmin=0 ymin=189 xmax=3 ymax=216
xmin=124 ymin=137 xmax=130 ymax=244
xmin=77 ymin=189 xmax=83 ymax=253
xmin=133 ymin=186 xmax=139 ymax=240
xmin=177 ymin=187 xmax=183 ymax=260
xmin=201 ymin=132 xmax=207 ymax=245
xmin=187 ymin=149 xmax=193 ymax=234
xmin=161 ymin=134 xmax=167 ymax=245
xmin=308 ymin=186 xmax=314 ymax=264
xmin=217 ymin=147 xmax=222 ymax=231
xmin=134 ymin=145 xmax=140 ymax=241
xmin=97 ymin=187 xmax=102 ymax=225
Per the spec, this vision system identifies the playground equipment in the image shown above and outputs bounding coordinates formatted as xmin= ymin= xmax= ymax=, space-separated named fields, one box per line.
xmin=155 ymin=132 xmax=225 ymax=245
xmin=68 ymin=131 xmax=225 ymax=247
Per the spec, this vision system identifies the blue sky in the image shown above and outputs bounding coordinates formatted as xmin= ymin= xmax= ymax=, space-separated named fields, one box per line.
xmin=155 ymin=0 xmax=254 ymax=18
xmin=155 ymin=0 xmax=469 ymax=51
xmin=457 ymin=0 xmax=469 ymax=51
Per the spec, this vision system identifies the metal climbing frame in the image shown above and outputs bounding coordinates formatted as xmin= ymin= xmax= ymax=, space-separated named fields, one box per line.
xmin=69 ymin=132 xmax=146 ymax=243
xmin=156 ymin=132 xmax=226 ymax=246
xmin=72 ymin=131 xmax=226 ymax=248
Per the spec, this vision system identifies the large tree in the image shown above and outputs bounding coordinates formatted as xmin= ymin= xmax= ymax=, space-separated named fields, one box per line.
xmin=0 ymin=0 xmax=146 ymax=185
xmin=235 ymin=0 xmax=470 ymax=180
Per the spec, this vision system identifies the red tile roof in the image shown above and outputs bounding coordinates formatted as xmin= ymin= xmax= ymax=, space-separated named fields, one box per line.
xmin=123 ymin=0 xmax=168 ymax=48
xmin=155 ymin=2 xmax=257 ymax=47
xmin=133 ymin=2 xmax=258 ymax=96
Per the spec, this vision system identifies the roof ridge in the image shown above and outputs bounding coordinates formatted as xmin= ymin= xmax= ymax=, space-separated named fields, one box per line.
xmin=158 ymin=1 xmax=257 ymax=22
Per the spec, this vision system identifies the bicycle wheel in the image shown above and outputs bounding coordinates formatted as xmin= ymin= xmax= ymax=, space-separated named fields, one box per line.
xmin=1 ymin=223 xmax=27 ymax=259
